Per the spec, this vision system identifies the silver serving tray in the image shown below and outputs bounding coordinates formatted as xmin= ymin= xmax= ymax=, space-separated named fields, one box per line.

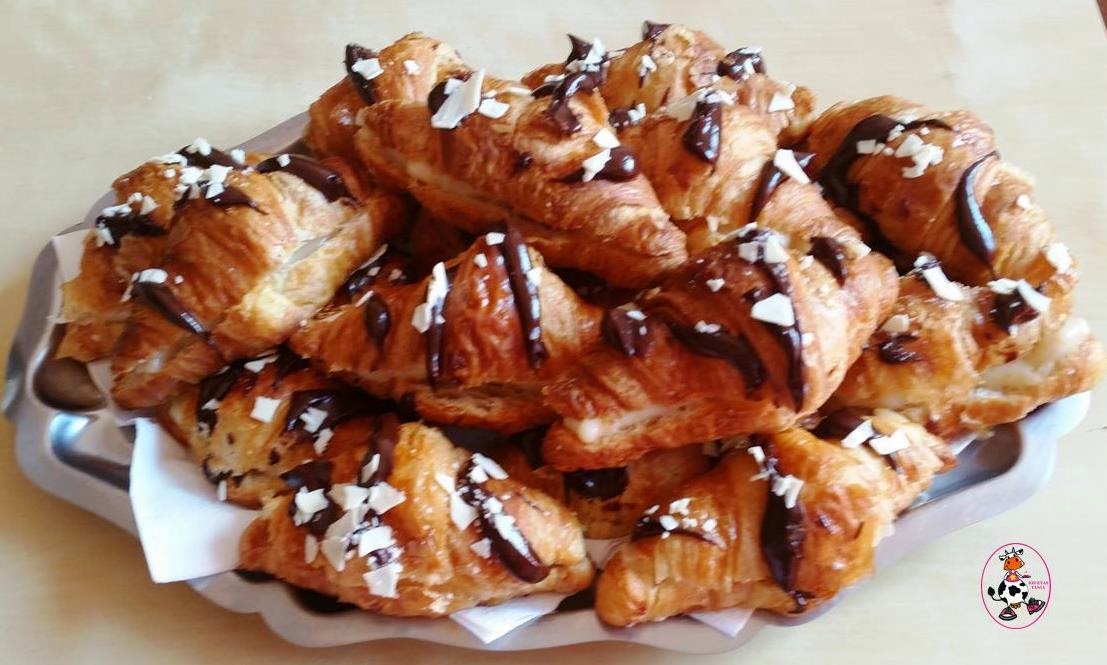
xmin=3 ymin=112 xmax=1090 ymax=653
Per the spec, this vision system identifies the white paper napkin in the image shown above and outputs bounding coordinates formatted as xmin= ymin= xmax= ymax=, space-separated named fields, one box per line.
xmin=51 ymin=229 xmax=88 ymax=283
xmin=129 ymin=418 xmax=259 ymax=583
xmin=450 ymin=593 xmax=567 ymax=644
xmin=689 ymin=608 xmax=755 ymax=637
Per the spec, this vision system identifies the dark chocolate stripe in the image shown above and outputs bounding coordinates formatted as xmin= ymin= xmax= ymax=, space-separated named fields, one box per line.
xmin=424 ymin=265 xmax=458 ymax=387
xmin=177 ymin=146 xmax=239 ymax=169
xmin=717 ymin=48 xmax=766 ymax=80
xmin=360 ymin=413 xmax=401 ymax=487
xmin=955 ymin=152 xmax=998 ymax=270
xmin=497 ymin=227 xmax=549 ymax=368
xmin=256 ymin=154 xmax=351 ymax=202
xmin=664 ymin=320 xmax=765 ymax=393
xmin=601 ymin=308 xmax=652 ymax=357
xmin=632 ymin=514 xmax=726 ymax=548
xmin=756 ymin=258 xmax=806 ymax=409
xmin=682 ymin=101 xmax=723 ymax=164
xmin=565 ymin=34 xmax=593 ymax=63
xmin=282 ymin=389 xmax=386 ymax=436
xmin=808 ymin=236 xmax=848 ymax=284
xmin=457 ymin=457 xmax=550 ymax=583
xmin=195 ymin=363 xmax=245 ymax=434
xmin=95 ymin=212 xmax=165 ymax=244
xmin=563 ymin=467 xmax=628 ymax=500
xmin=811 ymin=408 xmax=869 ymax=440
xmin=819 ymin=114 xmax=899 ymax=210
xmin=991 ymin=288 xmax=1041 ymax=333
xmin=546 ymin=72 xmax=597 ymax=134
xmin=641 ymin=21 xmax=670 ymax=40
xmin=132 ymin=281 xmax=205 ymax=335
xmin=344 ymin=43 xmax=379 ymax=105
xmin=749 ymin=151 xmax=814 ymax=224
xmin=756 ymin=441 xmax=807 ymax=607
xmin=361 ymin=292 xmax=391 ymax=347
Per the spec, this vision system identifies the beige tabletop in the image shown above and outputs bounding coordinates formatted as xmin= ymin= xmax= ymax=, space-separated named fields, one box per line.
xmin=2 ymin=1 xmax=1105 ymax=662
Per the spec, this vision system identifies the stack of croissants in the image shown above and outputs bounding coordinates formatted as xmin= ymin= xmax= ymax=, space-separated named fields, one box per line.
xmin=57 ymin=23 xmax=1104 ymax=626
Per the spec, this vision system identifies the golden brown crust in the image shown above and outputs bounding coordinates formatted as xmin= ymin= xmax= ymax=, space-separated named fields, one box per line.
xmin=110 ymin=158 xmax=410 ymax=409
xmin=521 ymin=25 xmax=814 ymax=142
xmin=239 ymin=422 xmax=594 ymax=616
xmin=833 ymin=276 xmax=1106 ymax=436
xmin=306 ymin=33 xmax=467 ymax=162
xmin=541 ymin=209 xmax=898 ymax=470
xmin=157 ymin=351 xmax=379 ymax=508
xmin=497 ymin=442 xmax=713 ymax=539
xmin=351 ymin=40 xmax=686 ymax=287
xmin=804 ymin=95 xmax=1072 ymax=295
xmin=290 ymin=233 xmax=604 ymax=433
xmin=594 ymin=418 xmax=951 ymax=625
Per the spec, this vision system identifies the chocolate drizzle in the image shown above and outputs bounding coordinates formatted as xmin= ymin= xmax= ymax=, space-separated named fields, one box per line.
xmin=608 ymin=106 xmax=642 ymax=131
xmin=131 ymin=281 xmax=205 ymax=335
xmin=344 ymin=43 xmax=379 ymax=105
xmin=281 ymin=460 xmax=342 ymax=537
xmin=991 ymin=289 xmax=1041 ymax=333
xmin=632 ymin=514 xmax=725 ymax=548
xmin=497 ymin=226 xmax=549 ymax=368
xmin=176 ymin=183 xmax=260 ymax=212
xmin=742 ymin=232 xmax=805 ymax=408
xmin=457 ymin=457 xmax=550 ymax=583
xmin=955 ymin=152 xmax=998 ymax=270
xmin=601 ymin=308 xmax=652 ymax=357
xmin=819 ymin=115 xmax=900 ymax=210
xmin=877 ymin=334 xmax=920 ymax=364
xmin=641 ymin=21 xmax=670 ymax=40
xmin=359 ymin=413 xmax=401 ymax=487
xmin=427 ymin=78 xmax=451 ymax=114
xmin=682 ymin=101 xmax=723 ymax=164
xmin=563 ymin=467 xmax=628 ymax=500
xmin=564 ymin=146 xmax=640 ymax=182
xmin=717 ymin=48 xmax=765 ymax=80
xmin=565 ymin=35 xmax=593 ymax=63
xmin=808 ymin=236 xmax=848 ymax=284
xmin=256 ymin=154 xmax=351 ymax=202
xmin=283 ymin=389 xmax=383 ymax=436
xmin=664 ymin=319 xmax=765 ymax=392
xmin=340 ymin=247 xmax=393 ymax=302
xmin=811 ymin=408 xmax=870 ymax=440
xmin=756 ymin=443 xmax=807 ymax=607
xmin=749 ymin=151 xmax=815 ymax=224
xmin=361 ymin=291 xmax=391 ymax=346
xmin=424 ymin=265 xmax=458 ymax=387
xmin=546 ymin=72 xmax=597 ymax=134
xmin=94 ymin=211 xmax=165 ymax=245
xmin=177 ymin=145 xmax=239 ymax=169
xmin=195 ymin=364 xmax=245 ymax=434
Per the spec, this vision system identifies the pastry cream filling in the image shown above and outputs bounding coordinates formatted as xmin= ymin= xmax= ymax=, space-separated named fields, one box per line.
xmin=566 ymin=405 xmax=670 ymax=443
xmin=982 ymin=316 xmax=1090 ymax=390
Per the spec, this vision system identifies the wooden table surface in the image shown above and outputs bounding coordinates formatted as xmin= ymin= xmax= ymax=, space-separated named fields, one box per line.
xmin=1 ymin=1 xmax=1105 ymax=662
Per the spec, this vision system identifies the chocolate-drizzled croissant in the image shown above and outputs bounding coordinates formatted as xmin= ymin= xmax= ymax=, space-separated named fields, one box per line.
xmin=306 ymin=32 xmax=468 ymax=163
xmin=803 ymin=95 xmax=1075 ymax=302
xmin=110 ymin=155 xmax=410 ymax=409
xmin=57 ymin=143 xmax=263 ymax=362
xmin=239 ymin=421 xmax=594 ymax=616
xmin=594 ymin=411 xmax=952 ymax=625
xmin=290 ymin=228 xmax=604 ymax=433
xmin=541 ymin=215 xmax=897 ymax=470
xmin=158 ymin=346 xmax=392 ymax=507
xmin=497 ymin=435 xmax=713 ymax=539
xmin=521 ymin=23 xmax=814 ymax=142
xmin=349 ymin=37 xmax=687 ymax=287
xmin=832 ymin=270 xmax=1105 ymax=437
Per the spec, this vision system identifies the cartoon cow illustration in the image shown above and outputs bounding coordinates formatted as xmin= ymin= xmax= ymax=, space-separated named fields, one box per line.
xmin=987 ymin=547 xmax=1046 ymax=621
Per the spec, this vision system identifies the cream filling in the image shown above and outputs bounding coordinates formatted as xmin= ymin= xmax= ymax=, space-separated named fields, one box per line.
xmin=982 ymin=316 xmax=1090 ymax=390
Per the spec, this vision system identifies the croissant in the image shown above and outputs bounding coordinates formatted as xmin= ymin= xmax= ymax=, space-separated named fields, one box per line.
xmin=158 ymin=346 xmax=395 ymax=507
xmin=305 ymin=32 xmax=468 ymax=163
xmin=832 ymin=269 xmax=1106 ymax=437
xmin=347 ymin=37 xmax=687 ymax=287
xmin=803 ymin=95 xmax=1074 ymax=301
xmin=290 ymin=227 xmax=603 ymax=433
xmin=594 ymin=410 xmax=953 ymax=625
xmin=57 ymin=142 xmax=262 ymax=361
xmin=496 ymin=433 xmax=713 ymax=539
xmin=521 ymin=23 xmax=814 ymax=143
xmin=239 ymin=421 xmax=594 ymax=616
xmin=541 ymin=200 xmax=898 ymax=470
xmin=110 ymin=154 xmax=410 ymax=409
